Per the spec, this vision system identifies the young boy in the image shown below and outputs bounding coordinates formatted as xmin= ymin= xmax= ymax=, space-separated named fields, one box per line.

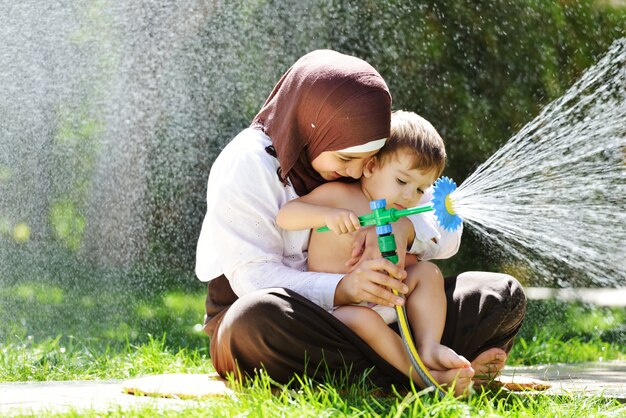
xmin=276 ymin=110 xmax=474 ymax=394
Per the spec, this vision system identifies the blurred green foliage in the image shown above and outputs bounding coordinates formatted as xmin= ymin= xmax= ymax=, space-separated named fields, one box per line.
xmin=322 ymin=0 xmax=625 ymax=277
xmin=0 ymin=276 xmax=207 ymax=350
xmin=5 ymin=1 xmax=622 ymax=286
xmin=44 ymin=0 xmax=116 ymax=254
xmin=148 ymin=0 xmax=624 ymax=282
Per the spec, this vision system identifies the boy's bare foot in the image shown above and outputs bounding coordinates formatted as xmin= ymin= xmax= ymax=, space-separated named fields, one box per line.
xmin=420 ymin=343 xmax=471 ymax=371
xmin=429 ymin=366 xmax=475 ymax=397
xmin=470 ymin=347 xmax=507 ymax=385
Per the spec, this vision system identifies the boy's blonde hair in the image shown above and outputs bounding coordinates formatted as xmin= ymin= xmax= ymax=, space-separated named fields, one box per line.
xmin=376 ymin=110 xmax=446 ymax=176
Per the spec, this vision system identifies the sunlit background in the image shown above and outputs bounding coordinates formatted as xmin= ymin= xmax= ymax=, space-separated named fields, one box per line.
xmin=0 ymin=0 xmax=624 ymax=349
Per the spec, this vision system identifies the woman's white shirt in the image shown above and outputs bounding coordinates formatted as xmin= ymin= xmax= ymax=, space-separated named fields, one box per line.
xmin=196 ymin=128 xmax=343 ymax=312
xmin=195 ymin=128 xmax=462 ymax=313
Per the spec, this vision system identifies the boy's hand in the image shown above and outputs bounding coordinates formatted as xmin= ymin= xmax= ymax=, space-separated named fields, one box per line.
xmin=324 ymin=208 xmax=361 ymax=234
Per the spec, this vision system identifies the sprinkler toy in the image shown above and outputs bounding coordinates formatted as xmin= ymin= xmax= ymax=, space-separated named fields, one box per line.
xmin=317 ymin=176 xmax=462 ymax=397
xmin=317 ymin=176 xmax=461 ymax=233
xmin=431 ymin=177 xmax=462 ymax=231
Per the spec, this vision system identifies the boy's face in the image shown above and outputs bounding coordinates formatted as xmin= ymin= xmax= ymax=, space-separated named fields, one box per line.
xmin=363 ymin=151 xmax=439 ymax=210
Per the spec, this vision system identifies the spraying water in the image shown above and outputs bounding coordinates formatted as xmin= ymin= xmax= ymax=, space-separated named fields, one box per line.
xmin=0 ymin=0 xmax=330 ymax=341
xmin=450 ymin=38 xmax=626 ymax=287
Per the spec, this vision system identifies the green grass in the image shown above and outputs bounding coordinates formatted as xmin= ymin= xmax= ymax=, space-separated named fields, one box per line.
xmin=0 ymin=277 xmax=212 ymax=382
xmin=509 ymin=299 xmax=625 ymax=365
xmin=1 ymin=277 xmax=624 ymax=417
xmin=2 ymin=298 xmax=623 ymax=383
xmin=0 ymin=334 xmax=209 ymax=382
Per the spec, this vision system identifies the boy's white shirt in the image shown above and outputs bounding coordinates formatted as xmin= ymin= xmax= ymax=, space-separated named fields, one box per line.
xmin=408 ymin=188 xmax=463 ymax=260
xmin=195 ymin=128 xmax=462 ymax=313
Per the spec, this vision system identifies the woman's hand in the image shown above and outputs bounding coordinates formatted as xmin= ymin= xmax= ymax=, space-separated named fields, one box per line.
xmin=325 ymin=208 xmax=361 ymax=234
xmin=345 ymin=227 xmax=380 ymax=270
xmin=334 ymin=258 xmax=409 ymax=307
xmin=345 ymin=217 xmax=415 ymax=271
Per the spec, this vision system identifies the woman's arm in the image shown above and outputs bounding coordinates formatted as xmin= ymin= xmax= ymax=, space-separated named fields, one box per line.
xmin=208 ymin=159 xmax=406 ymax=310
xmin=197 ymin=136 xmax=344 ymax=312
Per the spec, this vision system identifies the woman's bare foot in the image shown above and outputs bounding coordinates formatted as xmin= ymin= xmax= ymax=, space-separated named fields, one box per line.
xmin=420 ymin=342 xmax=471 ymax=371
xmin=429 ymin=366 xmax=475 ymax=397
xmin=470 ymin=347 xmax=507 ymax=386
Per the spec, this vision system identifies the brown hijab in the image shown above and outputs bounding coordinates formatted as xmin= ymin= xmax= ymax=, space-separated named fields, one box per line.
xmin=252 ymin=50 xmax=391 ymax=196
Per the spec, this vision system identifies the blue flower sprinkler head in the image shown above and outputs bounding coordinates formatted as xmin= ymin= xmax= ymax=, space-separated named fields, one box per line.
xmin=432 ymin=176 xmax=462 ymax=231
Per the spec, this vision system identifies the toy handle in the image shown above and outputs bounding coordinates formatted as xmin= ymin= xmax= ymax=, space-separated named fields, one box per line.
xmin=316 ymin=204 xmax=434 ymax=232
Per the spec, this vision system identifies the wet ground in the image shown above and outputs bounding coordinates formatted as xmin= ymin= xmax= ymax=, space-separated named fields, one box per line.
xmin=0 ymin=361 xmax=624 ymax=416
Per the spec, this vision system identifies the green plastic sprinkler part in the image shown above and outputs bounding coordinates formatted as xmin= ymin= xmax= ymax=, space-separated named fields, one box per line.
xmin=369 ymin=200 xmax=399 ymax=264
xmin=316 ymin=204 xmax=434 ymax=232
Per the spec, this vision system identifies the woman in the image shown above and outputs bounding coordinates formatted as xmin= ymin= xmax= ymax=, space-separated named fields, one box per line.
xmin=195 ymin=49 xmax=526 ymax=389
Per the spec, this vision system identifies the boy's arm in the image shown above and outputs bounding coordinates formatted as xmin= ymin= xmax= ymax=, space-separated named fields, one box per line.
xmin=276 ymin=182 xmax=361 ymax=233
xmin=276 ymin=200 xmax=336 ymax=230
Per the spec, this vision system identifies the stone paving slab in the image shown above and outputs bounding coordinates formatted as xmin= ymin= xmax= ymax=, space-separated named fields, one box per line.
xmin=1 ymin=361 xmax=624 ymax=416
xmin=0 ymin=379 xmax=194 ymax=416
xmin=499 ymin=360 xmax=626 ymax=401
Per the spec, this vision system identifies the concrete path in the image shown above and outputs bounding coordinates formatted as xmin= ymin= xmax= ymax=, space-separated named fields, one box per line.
xmin=500 ymin=360 xmax=626 ymax=401
xmin=525 ymin=287 xmax=626 ymax=306
xmin=1 ymin=362 xmax=624 ymax=416
xmin=0 ymin=379 xmax=193 ymax=416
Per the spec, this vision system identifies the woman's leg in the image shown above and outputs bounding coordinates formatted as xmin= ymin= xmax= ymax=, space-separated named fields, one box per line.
xmin=205 ymin=272 xmax=526 ymax=388
xmin=440 ymin=272 xmax=527 ymax=381
xmin=209 ymin=287 xmax=408 ymax=387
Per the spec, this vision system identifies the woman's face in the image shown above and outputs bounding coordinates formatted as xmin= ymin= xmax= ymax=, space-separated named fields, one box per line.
xmin=311 ymin=150 xmax=379 ymax=181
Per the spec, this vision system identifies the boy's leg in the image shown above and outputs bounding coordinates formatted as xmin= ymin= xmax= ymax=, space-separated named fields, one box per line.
xmin=333 ymin=304 xmax=473 ymax=395
xmin=404 ymin=262 xmax=470 ymax=371
xmin=333 ymin=305 xmax=416 ymax=380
